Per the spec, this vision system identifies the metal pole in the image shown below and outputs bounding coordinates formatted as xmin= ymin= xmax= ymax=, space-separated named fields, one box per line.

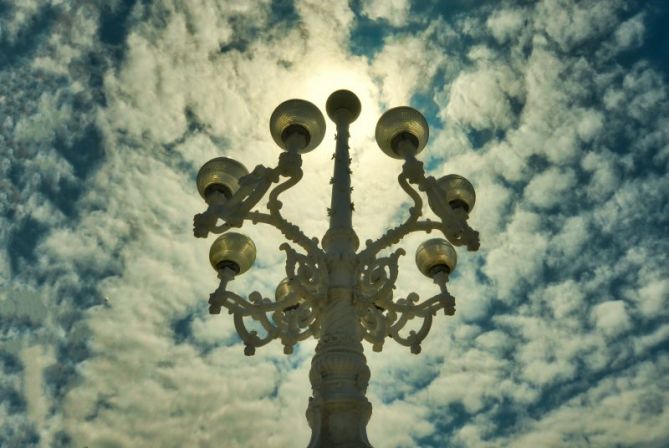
xmin=194 ymin=89 xmax=481 ymax=448
xmin=307 ymin=91 xmax=372 ymax=447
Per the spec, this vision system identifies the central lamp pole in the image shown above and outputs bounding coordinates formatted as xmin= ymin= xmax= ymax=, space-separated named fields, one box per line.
xmin=306 ymin=93 xmax=371 ymax=446
xmin=193 ymin=90 xmax=480 ymax=447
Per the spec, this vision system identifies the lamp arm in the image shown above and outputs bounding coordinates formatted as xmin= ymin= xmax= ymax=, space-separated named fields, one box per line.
xmin=353 ymin=218 xmax=455 ymax=309
xmin=243 ymin=211 xmax=320 ymax=256
xmin=400 ymin=154 xmax=479 ymax=251
xmin=422 ymin=176 xmax=479 ymax=250
xmin=205 ymin=218 xmax=327 ymax=356
xmin=358 ymin=306 xmax=391 ymax=352
xmin=358 ymin=287 xmax=456 ymax=354
xmin=194 ymin=151 xmax=323 ymax=257
xmin=354 ymin=250 xmax=456 ymax=353
xmin=360 ymin=218 xmax=457 ymax=258
xmin=381 ymin=288 xmax=455 ymax=317
xmin=358 ymin=172 xmax=422 ymax=260
xmin=271 ymin=303 xmax=321 ymax=354
xmin=387 ymin=312 xmax=434 ymax=355
xmin=193 ymin=163 xmax=279 ymax=237
xmin=263 ymin=156 xmax=323 ymax=255
xmin=208 ymin=269 xmax=321 ymax=355
xmin=280 ymin=243 xmax=328 ymax=305
xmin=193 ymin=149 xmax=304 ymax=235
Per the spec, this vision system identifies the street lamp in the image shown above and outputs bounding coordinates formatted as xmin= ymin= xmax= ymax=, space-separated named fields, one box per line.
xmin=193 ymin=90 xmax=480 ymax=447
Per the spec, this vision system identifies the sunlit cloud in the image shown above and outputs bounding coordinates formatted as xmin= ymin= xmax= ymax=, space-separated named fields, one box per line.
xmin=1 ymin=0 xmax=668 ymax=447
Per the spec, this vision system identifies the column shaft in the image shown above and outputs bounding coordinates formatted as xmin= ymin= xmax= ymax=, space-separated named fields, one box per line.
xmin=307 ymin=113 xmax=372 ymax=447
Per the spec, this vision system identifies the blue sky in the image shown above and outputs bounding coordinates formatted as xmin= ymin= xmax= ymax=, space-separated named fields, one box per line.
xmin=1 ymin=0 xmax=668 ymax=447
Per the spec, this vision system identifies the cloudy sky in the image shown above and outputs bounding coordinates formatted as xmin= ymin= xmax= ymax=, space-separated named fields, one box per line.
xmin=2 ymin=0 xmax=669 ymax=446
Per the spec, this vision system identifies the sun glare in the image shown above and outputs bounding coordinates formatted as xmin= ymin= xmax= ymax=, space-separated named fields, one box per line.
xmin=297 ymin=63 xmax=381 ymax=148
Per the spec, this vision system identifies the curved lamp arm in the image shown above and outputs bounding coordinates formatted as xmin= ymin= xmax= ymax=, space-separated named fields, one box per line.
xmin=194 ymin=151 xmax=324 ymax=256
xmin=209 ymin=266 xmax=321 ymax=355
xmin=402 ymin=155 xmax=480 ymax=250
xmin=358 ymin=158 xmax=480 ymax=261
xmin=358 ymin=172 xmax=423 ymax=260
xmin=207 ymin=241 xmax=328 ymax=355
xmin=266 ymin=152 xmax=323 ymax=256
xmin=280 ymin=242 xmax=328 ymax=304
xmin=246 ymin=212 xmax=322 ymax=257
xmin=354 ymin=252 xmax=455 ymax=354
xmin=193 ymin=163 xmax=278 ymax=235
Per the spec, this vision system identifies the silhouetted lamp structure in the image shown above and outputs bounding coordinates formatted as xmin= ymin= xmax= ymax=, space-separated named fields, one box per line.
xmin=193 ymin=90 xmax=480 ymax=447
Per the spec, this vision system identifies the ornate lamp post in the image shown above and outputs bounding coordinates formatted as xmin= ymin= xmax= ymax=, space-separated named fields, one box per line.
xmin=193 ymin=90 xmax=480 ymax=447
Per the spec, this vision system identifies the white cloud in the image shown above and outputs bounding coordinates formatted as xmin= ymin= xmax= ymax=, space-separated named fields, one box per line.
xmin=371 ymin=34 xmax=447 ymax=106
xmin=486 ymin=8 xmax=526 ymax=43
xmin=502 ymin=357 xmax=669 ymax=447
xmin=0 ymin=0 xmax=42 ymax=43
xmin=614 ymin=13 xmax=645 ymax=50
xmin=484 ymin=209 xmax=549 ymax=301
xmin=20 ymin=345 xmax=53 ymax=432
xmin=444 ymin=65 xmax=523 ymax=130
xmin=542 ymin=280 xmax=586 ymax=320
xmin=581 ymin=150 xmax=620 ymax=201
xmin=591 ymin=300 xmax=632 ymax=338
xmin=361 ymin=0 xmax=411 ymax=27
xmin=367 ymin=399 xmax=434 ymax=447
xmin=523 ymin=167 xmax=576 ymax=209
xmin=550 ymin=215 xmax=589 ymax=260
xmin=3 ymin=0 xmax=669 ymax=446
xmin=534 ymin=0 xmax=623 ymax=51
xmin=632 ymin=279 xmax=669 ymax=318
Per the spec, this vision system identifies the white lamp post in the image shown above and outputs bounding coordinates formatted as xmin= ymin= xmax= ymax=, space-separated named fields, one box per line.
xmin=193 ymin=90 xmax=480 ymax=447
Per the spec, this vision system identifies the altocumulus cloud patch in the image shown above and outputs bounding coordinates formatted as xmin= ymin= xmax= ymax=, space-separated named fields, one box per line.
xmin=1 ymin=0 xmax=668 ymax=447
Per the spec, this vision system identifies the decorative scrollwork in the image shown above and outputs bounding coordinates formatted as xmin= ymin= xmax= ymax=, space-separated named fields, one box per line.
xmin=195 ymin=148 xmax=330 ymax=356
xmin=193 ymin=151 xmax=324 ymax=256
xmin=359 ymin=306 xmax=389 ymax=352
xmin=400 ymin=154 xmax=480 ymax=251
xmin=208 ymin=267 xmax=321 ymax=355
xmin=272 ymin=300 xmax=320 ymax=354
xmin=353 ymin=249 xmax=403 ymax=307
xmin=352 ymin=156 xmax=465 ymax=354
xmin=422 ymin=175 xmax=479 ymax=251
xmin=354 ymin=251 xmax=456 ymax=354
xmin=193 ymin=164 xmax=278 ymax=237
xmin=281 ymin=243 xmax=328 ymax=302
xmin=358 ymin=172 xmax=423 ymax=260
